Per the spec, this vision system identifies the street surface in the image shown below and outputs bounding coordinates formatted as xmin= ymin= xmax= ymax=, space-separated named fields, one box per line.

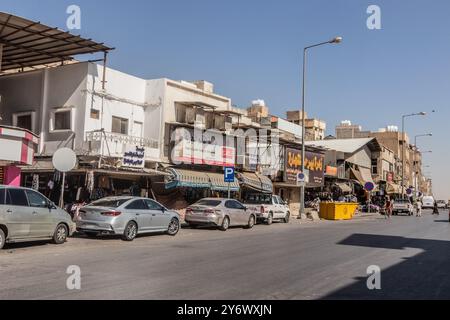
xmin=1 ymin=209 xmax=450 ymax=300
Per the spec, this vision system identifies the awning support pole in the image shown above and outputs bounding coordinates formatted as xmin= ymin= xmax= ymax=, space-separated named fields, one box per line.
xmin=101 ymin=51 xmax=108 ymax=91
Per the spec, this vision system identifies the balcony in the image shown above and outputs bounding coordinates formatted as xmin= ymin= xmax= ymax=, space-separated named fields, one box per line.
xmin=85 ymin=130 xmax=160 ymax=161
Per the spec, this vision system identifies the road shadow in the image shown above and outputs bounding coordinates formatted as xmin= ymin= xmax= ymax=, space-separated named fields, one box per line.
xmin=2 ymin=240 xmax=53 ymax=250
xmin=322 ymin=233 xmax=450 ymax=300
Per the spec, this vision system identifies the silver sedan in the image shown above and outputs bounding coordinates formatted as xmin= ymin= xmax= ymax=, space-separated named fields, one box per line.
xmin=185 ymin=198 xmax=256 ymax=231
xmin=76 ymin=197 xmax=180 ymax=241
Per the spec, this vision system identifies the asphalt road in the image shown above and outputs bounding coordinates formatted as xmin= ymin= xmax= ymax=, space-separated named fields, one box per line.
xmin=1 ymin=209 xmax=450 ymax=300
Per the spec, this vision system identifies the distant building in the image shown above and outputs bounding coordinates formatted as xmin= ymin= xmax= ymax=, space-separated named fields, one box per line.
xmin=286 ymin=110 xmax=326 ymax=141
xmin=335 ymin=121 xmax=370 ymax=139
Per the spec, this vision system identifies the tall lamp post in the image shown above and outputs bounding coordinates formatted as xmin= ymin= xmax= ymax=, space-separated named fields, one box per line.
xmin=299 ymin=36 xmax=342 ymax=218
xmin=400 ymin=112 xmax=426 ymax=198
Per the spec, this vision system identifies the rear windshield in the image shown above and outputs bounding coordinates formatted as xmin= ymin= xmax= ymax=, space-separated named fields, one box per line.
xmin=243 ymin=194 xmax=272 ymax=204
xmin=88 ymin=199 xmax=130 ymax=208
xmin=194 ymin=200 xmax=222 ymax=207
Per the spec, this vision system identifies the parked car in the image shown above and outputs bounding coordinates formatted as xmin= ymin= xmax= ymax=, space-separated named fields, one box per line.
xmin=0 ymin=186 xmax=75 ymax=250
xmin=392 ymin=199 xmax=413 ymax=216
xmin=422 ymin=196 xmax=435 ymax=209
xmin=436 ymin=200 xmax=447 ymax=209
xmin=76 ymin=197 xmax=180 ymax=241
xmin=185 ymin=198 xmax=256 ymax=231
xmin=243 ymin=194 xmax=290 ymax=224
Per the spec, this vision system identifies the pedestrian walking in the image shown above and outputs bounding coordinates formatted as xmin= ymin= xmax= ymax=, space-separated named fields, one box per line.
xmin=433 ymin=201 xmax=440 ymax=215
xmin=385 ymin=196 xmax=393 ymax=219
xmin=415 ymin=200 xmax=422 ymax=217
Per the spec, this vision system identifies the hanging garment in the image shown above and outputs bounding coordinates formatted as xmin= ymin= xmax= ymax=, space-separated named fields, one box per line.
xmin=32 ymin=174 xmax=40 ymax=191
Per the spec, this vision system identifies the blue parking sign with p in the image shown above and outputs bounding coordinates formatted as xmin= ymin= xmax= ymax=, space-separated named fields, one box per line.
xmin=224 ymin=167 xmax=235 ymax=183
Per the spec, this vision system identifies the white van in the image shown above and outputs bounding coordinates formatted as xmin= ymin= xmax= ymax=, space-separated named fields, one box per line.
xmin=422 ymin=196 xmax=435 ymax=209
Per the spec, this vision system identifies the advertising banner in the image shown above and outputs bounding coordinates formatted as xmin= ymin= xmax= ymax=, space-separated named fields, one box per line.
xmin=285 ymin=148 xmax=324 ymax=187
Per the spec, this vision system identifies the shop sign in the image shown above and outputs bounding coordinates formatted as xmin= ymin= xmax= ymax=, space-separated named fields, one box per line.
xmin=325 ymin=166 xmax=338 ymax=177
xmin=172 ymin=139 xmax=235 ymax=167
xmin=122 ymin=145 xmax=145 ymax=168
xmin=387 ymin=172 xmax=394 ymax=183
xmin=285 ymin=148 xmax=324 ymax=186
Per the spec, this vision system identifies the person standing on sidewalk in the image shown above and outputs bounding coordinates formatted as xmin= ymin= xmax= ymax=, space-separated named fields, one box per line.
xmin=415 ymin=200 xmax=422 ymax=217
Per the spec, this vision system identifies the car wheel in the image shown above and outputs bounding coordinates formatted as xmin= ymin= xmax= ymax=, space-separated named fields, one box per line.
xmin=266 ymin=213 xmax=273 ymax=225
xmin=220 ymin=216 xmax=230 ymax=231
xmin=53 ymin=224 xmax=68 ymax=245
xmin=0 ymin=229 xmax=5 ymax=250
xmin=122 ymin=221 xmax=138 ymax=241
xmin=284 ymin=212 xmax=291 ymax=223
xmin=246 ymin=215 xmax=255 ymax=229
xmin=167 ymin=218 xmax=180 ymax=236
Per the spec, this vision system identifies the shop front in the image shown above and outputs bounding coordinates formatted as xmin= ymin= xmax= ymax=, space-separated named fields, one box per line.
xmin=21 ymin=158 xmax=166 ymax=210
xmin=0 ymin=125 xmax=39 ymax=186
xmin=161 ymin=167 xmax=241 ymax=220
xmin=278 ymin=148 xmax=325 ymax=215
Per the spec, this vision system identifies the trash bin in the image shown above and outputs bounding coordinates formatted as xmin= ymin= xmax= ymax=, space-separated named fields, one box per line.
xmin=320 ymin=202 xmax=358 ymax=220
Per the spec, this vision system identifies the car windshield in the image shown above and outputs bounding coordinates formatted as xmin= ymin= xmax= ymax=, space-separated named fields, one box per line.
xmin=88 ymin=198 xmax=130 ymax=208
xmin=243 ymin=194 xmax=272 ymax=204
xmin=194 ymin=200 xmax=222 ymax=207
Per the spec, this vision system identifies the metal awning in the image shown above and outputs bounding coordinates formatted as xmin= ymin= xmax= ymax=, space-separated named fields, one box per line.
xmin=238 ymin=172 xmax=273 ymax=194
xmin=334 ymin=182 xmax=353 ymax=194
xmin=164 ymin=168 xmax=240 ymax=191
xmin=206 ymin=172 xmax=240 ymax=192
xmin=165 ymin=168 xmax=210 ymax=189
xmin=0 ymin=12 xmax=113 ymax=72
xmin=386 ymin=182 xmax=402 ymax=195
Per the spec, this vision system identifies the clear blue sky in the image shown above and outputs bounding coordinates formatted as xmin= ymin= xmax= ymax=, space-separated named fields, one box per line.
xmin=2 ymin=0 xmax=449 ymax=199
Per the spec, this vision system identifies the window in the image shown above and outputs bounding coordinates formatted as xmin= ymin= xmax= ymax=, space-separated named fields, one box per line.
xmin=226 ymin=200 xmax=245 ymax=210
xmin=54 ymin=110 xmax=71 ymax=130
xmin=13 ymin=112 xmax=35 ymax=132
xmin=112 ymin=116 xmax=128 ymax=134
xmin=145 ymin=199 xmax=164 ymax=211
xmin=126 ymin=200 xmax=148 ymax=210
xmin=194 ymin=200 xmax=222 ymax=207
xmin=272 ymin=196 xmax=279 ymax=205
xmin=26 ymin=190 xmax=48 ymax=208
xmin=90 ymin=109 xmax=100 ymax=120
xmin=89 ymin=198 xmax=130 ymax=208
xmin=7 ymin=189 xmax=29 ymax=206
xmin=17 ymin=114 xmax=32 ymax=131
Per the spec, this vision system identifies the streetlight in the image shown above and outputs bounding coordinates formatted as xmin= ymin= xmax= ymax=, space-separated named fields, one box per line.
xmin=299 ymin=36 xmax=342 ymax=218
xmin=413 ymin=133 xmax=432 ymax=193
xmin=400 ymin=112 xmax=427 ymax=197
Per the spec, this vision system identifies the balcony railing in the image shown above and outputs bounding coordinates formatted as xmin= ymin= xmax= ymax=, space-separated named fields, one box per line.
xmin=86 ymin=130 xmax=159 ymax=149
xmin=85 ymin=130 xmax=160 ymax=160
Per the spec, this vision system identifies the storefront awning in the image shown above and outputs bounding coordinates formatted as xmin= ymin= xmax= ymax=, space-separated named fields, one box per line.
xmin=386 ymin=182 xmax=402 ymax=195
xmin=334 ymin=182 xmax=353 ymax=193
xmin=165 ymin=168 xmax=210 ymax=189
xmin=206 ymin=172 xmax=240 ymax=192
xmin=351 ymin=167 xmax=376 ymax=186
xmin=238 ymin=172 xmax=273 ymax=194
xmin=165 ymin=168 xmax=240 ymax=192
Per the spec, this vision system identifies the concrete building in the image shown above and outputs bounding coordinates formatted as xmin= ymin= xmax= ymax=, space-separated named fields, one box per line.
xmin=286 ymin=111 xmax=326 ymax=141
xmin=335 ymin=121 xmax=371 ymax=139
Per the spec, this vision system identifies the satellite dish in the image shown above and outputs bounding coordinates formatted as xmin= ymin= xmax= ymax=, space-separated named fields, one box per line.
xmin=52 ymin=148 xmax=77 ymax=173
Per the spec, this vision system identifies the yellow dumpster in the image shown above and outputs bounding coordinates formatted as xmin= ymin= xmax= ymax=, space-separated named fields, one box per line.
xmin=320 ymin=202 xmax=358 ymax=220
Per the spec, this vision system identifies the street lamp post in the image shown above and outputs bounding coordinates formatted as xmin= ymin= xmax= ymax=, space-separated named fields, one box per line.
xmin=400 ymin=112 xmax=426 ymax=198
xmin=413 ymin=133 xmax=432 ymax=195
xmin=299 ymin=36 xmax=342 ymax=218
